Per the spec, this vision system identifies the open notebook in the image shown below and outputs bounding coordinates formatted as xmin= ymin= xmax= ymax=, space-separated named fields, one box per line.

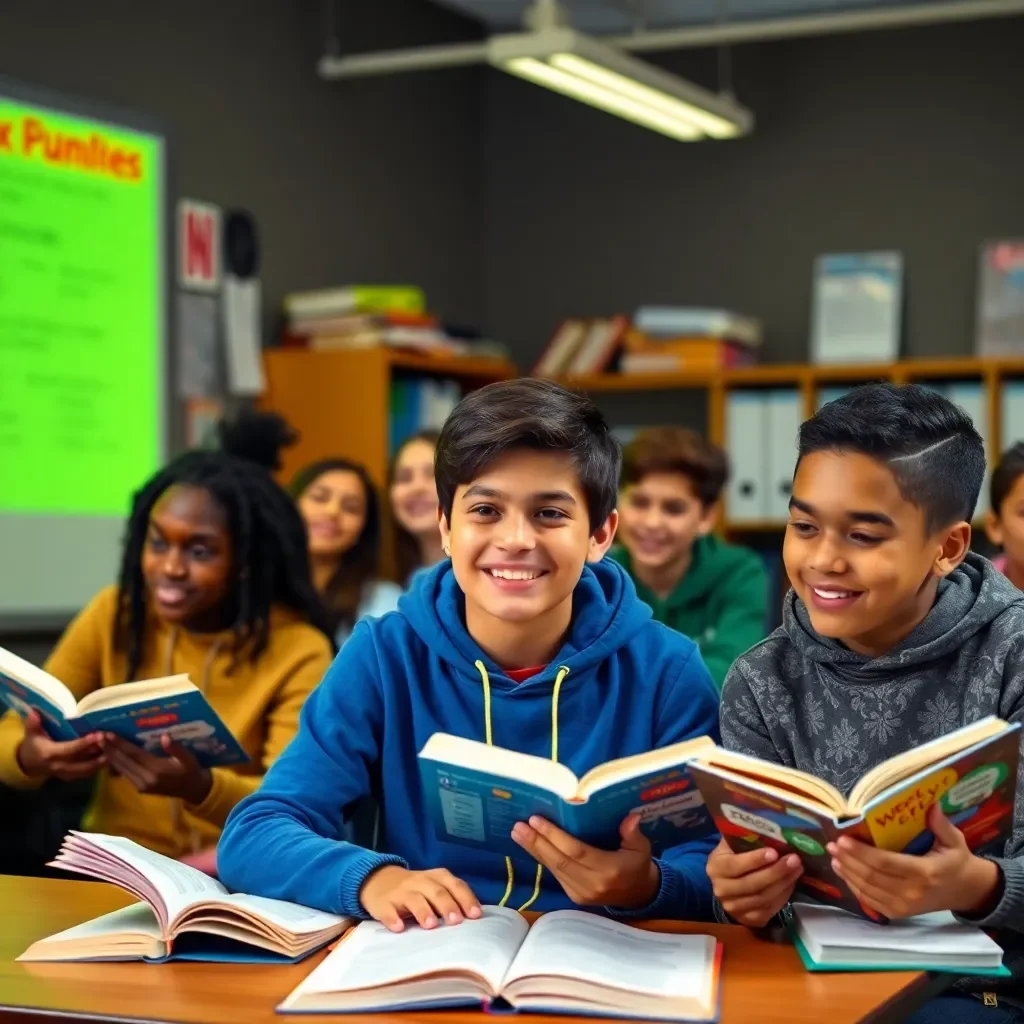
xmin=279 ymin=907 xmax=723 ymax=1022
xmin=688 ymin=717 xmax=1020 ymax=918
xmin=19 ymin=832 xmax=348 ymax=963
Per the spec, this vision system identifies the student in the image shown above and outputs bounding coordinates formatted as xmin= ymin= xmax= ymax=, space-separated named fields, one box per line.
xmin=390 ymin=429 xmax=444 ymax=586
xmin=609 ymin=427 xmax=767 ymax=691
xmin=0 ymin=442 xmax=334 ymax=863
xmin=219 ymin=379 xmax=720 ymax=928
xmin=707 ymin=383 xmax=1024 ymax=1022
xmin=290 ymin=456 xmax=402 ymax=647
xmin=986 ymin=442 xmax=1024 ymax=591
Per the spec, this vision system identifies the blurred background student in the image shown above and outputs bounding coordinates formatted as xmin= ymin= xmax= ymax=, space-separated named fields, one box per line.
xmin=986 ymin=443 xmax=1024 ymax=591
xmin=0 ymin=426 xmax=333 ymax=871
xmin=609 ymin=427 xmax=767 ymax=692
xmin=390 ymin=429 xmax=444 ymax=587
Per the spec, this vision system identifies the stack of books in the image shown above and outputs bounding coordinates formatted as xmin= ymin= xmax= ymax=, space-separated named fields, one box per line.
xmin=620 ymin=307 xmax=761 ymax=374
xmin=281 ymin=285 xmax=469 ymax=356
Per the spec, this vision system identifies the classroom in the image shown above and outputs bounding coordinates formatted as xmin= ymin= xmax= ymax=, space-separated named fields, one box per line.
xmin=1 ymin=1 xmax=1024 ymax=1022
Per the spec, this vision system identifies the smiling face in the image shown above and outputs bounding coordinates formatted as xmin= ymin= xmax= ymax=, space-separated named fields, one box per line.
xmin=296 ymin=468 xmax=368 ymax=560
xmin=618 ymin=472 xmax=716 ymax=575
xmin=391 ymin=438 xmax=439 ymax=539
xmin=986 ymin=473 xmax=1024 ymax=576
xmin=784 ymin=450 xmax=969 ymax=656
xmin=439 ymin=449 xmax=616 ymax=635
xmin=141 ymin=484 xmax=235 ymax=630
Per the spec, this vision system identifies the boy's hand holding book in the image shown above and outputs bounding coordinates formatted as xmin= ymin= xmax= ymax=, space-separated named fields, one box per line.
xmin=359 ymin=866 xmax=483 ymax=933
xmin=16 ymin=710 xmax=105 ymax=781
xmin=828 ymin=803 xmax=1003 ymax=920
xmin=101 ymin=732 xmax=212 ymax=805
xmin=511 ymin=813 xmax=660 ymax=909
xmin=707 ymin=838 xmax=805 ymax=928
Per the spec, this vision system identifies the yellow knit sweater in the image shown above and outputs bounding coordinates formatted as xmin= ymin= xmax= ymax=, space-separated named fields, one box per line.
xmin=0 ymin=586 xmax=333 ymax=856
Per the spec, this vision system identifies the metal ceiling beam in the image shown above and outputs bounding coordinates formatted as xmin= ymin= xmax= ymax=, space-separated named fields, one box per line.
xmin=612 ymin=0 xmax=1024 ymax=52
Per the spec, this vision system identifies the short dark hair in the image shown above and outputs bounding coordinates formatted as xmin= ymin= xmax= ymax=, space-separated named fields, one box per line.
xmin=991 ymin=443 xmax=1024 ymax=514
xmin=435 ymin=378 xmax=620 ymax=531
xmin=621 ymin=427 xmax=729 ymax=507
xmin=797 ymin=381 xmax=985 ymax=532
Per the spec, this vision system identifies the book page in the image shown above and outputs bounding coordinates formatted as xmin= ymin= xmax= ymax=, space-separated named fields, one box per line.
xmin=73 ymin=674 xmax=194 ymax=716
xmin=71 ymin=833 xmax=227 ymax=923
xmin=0 ymin=645 xmax=76 ymax=717
xmin=419 ymin=733 xmax=579 ymax=800
xmin=214 ymin=892 xmax=348 ymax=934
xmin=504 ymin=911 xmax=713 ymax=998
xmin=293 ymin=907 xmax=528 ymax=998
xmin=577 ymin=736 xmax=716 ymax=799
xmin=18 ymin=903 xmax=164 ymax=962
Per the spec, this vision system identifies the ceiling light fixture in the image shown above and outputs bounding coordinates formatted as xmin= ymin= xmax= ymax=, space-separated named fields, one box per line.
xmin=487 ymin=28 xmax=753 ymax=142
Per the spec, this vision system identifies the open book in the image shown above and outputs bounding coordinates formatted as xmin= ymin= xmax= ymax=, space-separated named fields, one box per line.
xmin=688 ymin=717 xmax=1020 ymax=918
xmin=418 ymin=733 xmax=717 ymax=856
xmin=279 ymin=906 xmax=722 ymax=1021
xmin=18 ymin=832 xmax=349 ymax=964
xmin=789 ymin=903 xmax=1007 ymax=975
xmin=0 ymin=645 xmax=247 ymax=767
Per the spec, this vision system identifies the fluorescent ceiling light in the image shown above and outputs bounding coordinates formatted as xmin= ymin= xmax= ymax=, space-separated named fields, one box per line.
xmin=488 ymin=28 xmax=753 ymax=142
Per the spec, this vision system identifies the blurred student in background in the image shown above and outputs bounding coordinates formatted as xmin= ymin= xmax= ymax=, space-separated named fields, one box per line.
xmin=609 ymin=427 xmax=767 ymax=692
xmin=0 ymin=423 xmax=333 ymax=869
xmin=291 ymin=452 xmax=402 ymax=647
xmin=390 ymin=429 xmax=444 ymax=586
xmin=986 ymin=442 xmax=1024 ymax=591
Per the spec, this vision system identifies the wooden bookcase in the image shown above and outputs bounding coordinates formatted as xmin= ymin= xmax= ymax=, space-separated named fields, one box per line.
xmin=258 ymin=346 xmax=516 ymax=578
xmin=552 ymin=356 xmax=1024 ymax=535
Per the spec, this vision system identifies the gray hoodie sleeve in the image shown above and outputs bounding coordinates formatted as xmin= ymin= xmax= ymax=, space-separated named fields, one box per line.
xmin=957 ymin=638 xmax=1024 ymax=932
xmin=719 ymin=659 xmax=784 ymax=762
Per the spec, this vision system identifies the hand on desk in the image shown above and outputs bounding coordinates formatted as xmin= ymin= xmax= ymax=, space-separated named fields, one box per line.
xmin=101 ymin=733 xmax=212 ymax=806
xmin=360 ymin=865 xmax=482 ymax=933
xmin=511 ymin=813 xmax=660 ymax=910
xmin=707 ymin=838 xmax=804 ymax=928
xmin=828 ymin=804 xmax=1002 ymax=920
xmin=16 ymin=710 xmax=105 ymax=781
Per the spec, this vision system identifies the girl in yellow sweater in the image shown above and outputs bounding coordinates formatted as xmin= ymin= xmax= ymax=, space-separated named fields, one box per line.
xmin=0 ymin=443 xmax=333 ymax=861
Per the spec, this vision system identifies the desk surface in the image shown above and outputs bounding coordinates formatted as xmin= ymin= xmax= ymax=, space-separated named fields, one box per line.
xmin=0 ymin=876 xmax=940 ymax=1024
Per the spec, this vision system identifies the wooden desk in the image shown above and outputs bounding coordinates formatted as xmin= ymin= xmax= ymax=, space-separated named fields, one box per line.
xmin=0 ymin=876 xmax=943 ymax=1024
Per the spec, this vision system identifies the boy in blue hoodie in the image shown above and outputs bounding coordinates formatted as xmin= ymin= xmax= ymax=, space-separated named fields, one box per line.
xmin=218 ymin=378 xmax=720 ymax=930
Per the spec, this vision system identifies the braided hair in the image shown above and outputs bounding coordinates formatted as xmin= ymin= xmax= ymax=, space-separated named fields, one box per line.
xmin=114 ymin=412 xmax=331 ymax=681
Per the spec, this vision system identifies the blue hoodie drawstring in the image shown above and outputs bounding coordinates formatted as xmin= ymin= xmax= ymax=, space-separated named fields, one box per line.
xmin=474 ymin=659 xmax=570 ymax=912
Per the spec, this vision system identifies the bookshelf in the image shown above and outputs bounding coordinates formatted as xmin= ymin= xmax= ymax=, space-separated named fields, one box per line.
xmin=552 ymin=357 xmax=1024 ymax=535
xmin=259 ymin=346 xmax=516 ymax=577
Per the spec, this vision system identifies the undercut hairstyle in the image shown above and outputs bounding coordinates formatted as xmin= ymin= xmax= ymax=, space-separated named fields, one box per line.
xmin=389 ymin=429 xmax=441 ymax=587
xmin=621 ymin=427 xmax=729 ymax=508
xmin=798 ymin=381 xmax=985 ymax=532
xmin=991 ymin=443 xmax=1024 ymax=515
xmin=115 ymin=412 xmax=331 ymax=681
xmin=434 ymin=378 xmax=621 ymax=532
xmin=290 ymin=457 xmax=382 ymax=635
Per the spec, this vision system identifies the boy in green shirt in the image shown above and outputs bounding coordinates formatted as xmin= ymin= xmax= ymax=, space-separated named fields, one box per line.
xmin=608 ymin=427 xmax=768 ymax=690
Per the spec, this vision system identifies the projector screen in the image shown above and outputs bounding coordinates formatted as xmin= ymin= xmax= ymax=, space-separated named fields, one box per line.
xmin=0 ymin=78 xmax=168 ymax=627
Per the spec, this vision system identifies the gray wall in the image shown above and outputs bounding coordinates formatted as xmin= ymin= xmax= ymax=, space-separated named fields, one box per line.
xmin=0 ymin=0 xmax=485 ymax=330
xmin=484 ymin=17 xmax=1024 ymax=368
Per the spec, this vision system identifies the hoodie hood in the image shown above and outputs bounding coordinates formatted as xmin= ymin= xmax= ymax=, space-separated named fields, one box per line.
xmin=783 ymin=551 xmax=1024 ymax=680
xmin=399 ymin=556 xmax=653 ymax=689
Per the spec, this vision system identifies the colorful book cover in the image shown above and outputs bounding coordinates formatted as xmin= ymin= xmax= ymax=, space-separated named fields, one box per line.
xmin=0 ymin=673 xmax=248 ymax=769
xmin=418 ymin=755 xmax=717 ymax=858
xmin=689 ymin=727 xmax=1019 ymax=920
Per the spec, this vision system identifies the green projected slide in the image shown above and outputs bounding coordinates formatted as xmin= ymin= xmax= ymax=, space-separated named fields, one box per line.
xmin=0 ymin=98 xmax=162 ymax=515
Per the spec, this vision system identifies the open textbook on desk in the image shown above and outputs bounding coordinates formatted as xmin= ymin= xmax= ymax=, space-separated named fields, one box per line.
xmin=279 ymin=907 xmax=722 ymax=1021
xmin=687 ymin=717 xmax=1020 ymax=919
xmin=18 ymin=832 xmax=348 ymax=963
xmin=0 ymin=645 xmax=247 ymax=767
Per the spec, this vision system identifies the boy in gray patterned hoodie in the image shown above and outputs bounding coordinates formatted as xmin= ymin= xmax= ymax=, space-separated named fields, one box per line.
xmin=709 ymin=382 xmax=1024 ymax=1023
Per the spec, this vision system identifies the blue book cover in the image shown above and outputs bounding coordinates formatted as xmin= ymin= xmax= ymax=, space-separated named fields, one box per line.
xmin=418 ymin=734 xmax=718 ymax=858
xmin=0 ymin=647 xmax=248 ymax=769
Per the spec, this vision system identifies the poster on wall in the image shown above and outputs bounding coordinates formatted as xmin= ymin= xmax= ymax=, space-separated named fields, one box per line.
xmin=178 ymin=199 xmax=221 ymax=292
xmin=810 ymin=252 xmax=903 ymax=365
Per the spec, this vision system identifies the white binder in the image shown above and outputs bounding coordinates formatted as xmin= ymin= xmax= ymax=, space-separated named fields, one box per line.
xmin=725 ymin=392 xmax=767 ymax=524
xmin=765 ymin=390 xmax=803 ymax=522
